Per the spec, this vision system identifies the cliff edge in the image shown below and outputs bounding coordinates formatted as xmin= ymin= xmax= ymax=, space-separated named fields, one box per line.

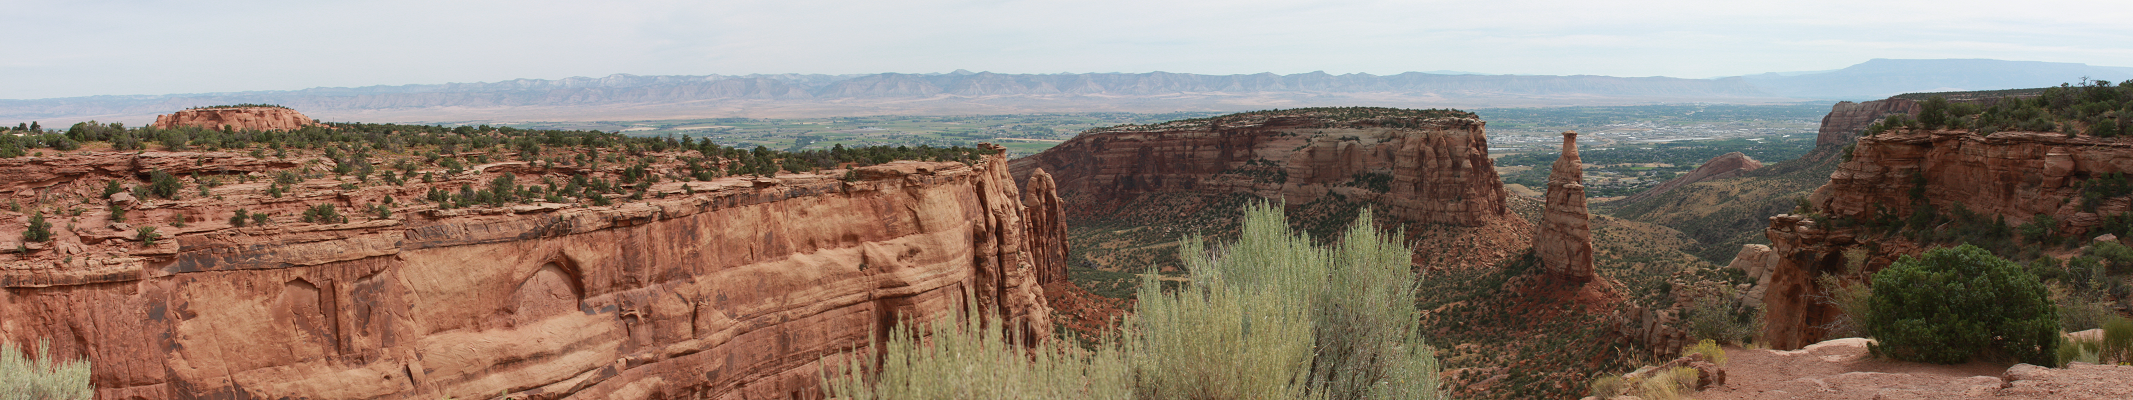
xmin=0 ymin=145 xmax=1056 ymax=399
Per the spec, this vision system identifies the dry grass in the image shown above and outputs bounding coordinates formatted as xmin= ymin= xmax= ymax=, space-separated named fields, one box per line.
xmin=0 ymin=339 xmax=93 ymax=400
xmin=827 ymin=203 xmax=1446 ymax=400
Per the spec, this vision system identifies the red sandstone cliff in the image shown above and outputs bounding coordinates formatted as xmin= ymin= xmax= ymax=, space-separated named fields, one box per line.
xmin=1538 ymin=132 xmax=1595 ymax=283
xmin=0 ymin=146 xmax=1055 ymax=399
xmin=1815 ymin=99 xmax=1919 ymax=147
xmin=152 ymin=107 xmax=320 ymax=131
xmin=1758 ymin=124 xmax=2133 ymax=348
xmin=1009 ymin=110 xmax=1529 ymax=269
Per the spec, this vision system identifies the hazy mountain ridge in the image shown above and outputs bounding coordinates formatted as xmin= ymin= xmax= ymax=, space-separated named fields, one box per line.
xmin=0 ymin=71 xmax=1777 ymax=123
xmin=1737 ymin=58 xmax=2133 ymax=99
xmin=11 ymin=59 xmax=2132 ymax=124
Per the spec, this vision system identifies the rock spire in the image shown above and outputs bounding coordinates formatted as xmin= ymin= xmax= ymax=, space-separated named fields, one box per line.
xmin=1539 ymin=131 xmax=1595 ymax=283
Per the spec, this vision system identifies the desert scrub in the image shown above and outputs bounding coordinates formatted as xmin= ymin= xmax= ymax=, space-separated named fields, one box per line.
xmin=1680 ymin=283 xmax=1760 ymax=345
xmin=825 ymin=203 xmax=1446 ymax=400
xmin=1134 ymin=204 xmax=1444 ymax=400
xmin=1684 ymin=339 xmax=1727 ymax=365
xmin=0 ymin=339 xmax=93 ymax=400
xmin=1864 ymin=244 xmax=2059 ymax=365
xmin=823 ymin=302 xmax=1133 ymax=400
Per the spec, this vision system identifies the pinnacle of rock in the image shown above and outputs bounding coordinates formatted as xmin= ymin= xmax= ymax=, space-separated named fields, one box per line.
xmin=1538 ymin=131 xmax=1595 ymax=283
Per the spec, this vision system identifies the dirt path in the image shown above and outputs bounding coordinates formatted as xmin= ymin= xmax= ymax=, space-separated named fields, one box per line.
xmin=1699 ymin=338 xmax=2133 ymax=400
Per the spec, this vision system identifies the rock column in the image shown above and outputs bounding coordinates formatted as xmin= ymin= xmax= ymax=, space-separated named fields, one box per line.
xmin=1023 ymin=168 xmax=1071 ymax=285
xmin=1539 ymin=131 xmax=1595 ymax=283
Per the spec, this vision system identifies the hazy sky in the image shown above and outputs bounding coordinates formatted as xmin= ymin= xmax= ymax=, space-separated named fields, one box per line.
xmin=5 ymin=0 xmax=2130 ymax=99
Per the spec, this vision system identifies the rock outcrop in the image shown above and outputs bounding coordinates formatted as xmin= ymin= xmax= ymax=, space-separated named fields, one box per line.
xmin=1619 ymin=152 xmax=1762 ymax=204
xmin=1538 ymin=131 xmax=1595 ymax=283
xmin=1725 ymin=244 xmax=1777 ymax=308
xmin=1811 ymin=129 xmax=2133 ymax=227
xmin=1010 ymin=108 xmax=1529 ymax=270
xmin=1022 ymin=169 xmax=1069 ymax=285
xmin=1815 ymin=99 xmax=1919 ymax=147
xmin=1761 ymin=121 xmax=2133 ymax=348
xmin=0 ymin=146 xmax=1056 ymax=399
xmin=152 ymin=106 xmax=320 ymax=131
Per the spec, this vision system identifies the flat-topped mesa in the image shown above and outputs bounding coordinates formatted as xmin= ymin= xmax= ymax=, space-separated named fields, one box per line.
xmin=152 ymin=106 xmax=320 ymax=131
xmin=1011 ymin=108 xmax=1508 ymax=226
xmin=1010 ymin=107 xmax=1529 ymax=269
xmin=1538 ymin=131 xmax=1595 ymax=283
xmin=0 ymin=146 xmax=1055 ymax=399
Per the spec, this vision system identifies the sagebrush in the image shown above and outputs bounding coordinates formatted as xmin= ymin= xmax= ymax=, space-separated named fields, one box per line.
xmin=825 ymin=203 xmax=1445 ymax=399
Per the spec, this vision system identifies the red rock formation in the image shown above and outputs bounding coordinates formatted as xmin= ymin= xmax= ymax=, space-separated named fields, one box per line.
xmin=1010 ymin=110 xmax=1529 ymax=269
xmin=152 ymin=107 xmax=320 ymax=131
xmin=1619 ymin=152 xmax=1762 ymax=204
xmin=0 ymin=147 xmax=1053 ymax=399
xmin=1810 ymin=129 xmax=2133 ymax=228
xmin=1011 ymin=113 xmax=1508 ymax=227
xmin=1815 ymin=99 xmax=1919 ymax=147
xmin=1022 ymin=169 xmax=1069 ymax=285
xmin=1759 ymin=120 xmax=2133 ymax=348
xmin=1538 ymin=131 xmax=1595 ymax=283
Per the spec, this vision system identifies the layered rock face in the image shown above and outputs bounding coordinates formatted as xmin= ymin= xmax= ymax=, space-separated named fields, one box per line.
xmin=1009 ymin=110 xmax=1528 ymax=269
xmin=0 ymin=148 xmax=1055 ymax=399
xmin=1759 ymin=124 xmax=2133 ymax=348
xmin=1809 ymin=129 xmax=2133 ymax=226
xmin=1815 ymin=99 xmax=1919 ymax=147
xmin=1012 ymin=113 xmax=1509 ymax=226
xmin=1022 ymin=169 xmax=1069 ymax=285
xmin=1618 ymin=152 xmax=1762 ymax=204
xmin=1538 ymin=131 xmax=1595 ymax=283
xmin=152 ymin=106 xmax=320 ymax=131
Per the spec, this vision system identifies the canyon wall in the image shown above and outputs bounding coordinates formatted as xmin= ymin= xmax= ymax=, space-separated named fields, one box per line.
xmin=1011 ymin=112 xmax=1509 ymax=226
xmin=1009 ymin=109 xmax=1529 ymax=269
xmin=0 ymin=147 xmax=1054 ymax=399
xmin=152 ymin=107 xmax=321 ymax=132
xmin=1761 ymin=125 xmax=2133 ymax=348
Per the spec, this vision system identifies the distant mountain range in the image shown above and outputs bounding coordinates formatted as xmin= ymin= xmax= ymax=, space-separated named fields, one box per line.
xmin=1737 ymin=59 xmax=2133 ymax=99
xmin=4 ymin=59 xmax=2128 ymax=125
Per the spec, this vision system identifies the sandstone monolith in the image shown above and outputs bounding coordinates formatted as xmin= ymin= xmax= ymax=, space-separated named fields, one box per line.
xmin=1538 ymin=131 xmax=1594 ymax=283
xmin=1024 ymin=168 xmax=1069 ymax=285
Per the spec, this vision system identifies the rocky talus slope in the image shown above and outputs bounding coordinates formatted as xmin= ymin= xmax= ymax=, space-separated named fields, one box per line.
xmin=0 ymin=147 xmax=1055 ymax=399
xmin=151 ymin=106 xmax=321 ymax=131
xmin=1538 ymin=131 xmax=1595 ymax=283
xmin=1010 ymin=108 xmax=1530 ymax=272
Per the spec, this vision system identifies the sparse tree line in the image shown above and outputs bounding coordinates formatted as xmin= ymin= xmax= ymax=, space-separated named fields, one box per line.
xmin=1866 ymin=79 xmax=2133 ymax=137
xmin=7 ymin=119 xmax=994 ymax=246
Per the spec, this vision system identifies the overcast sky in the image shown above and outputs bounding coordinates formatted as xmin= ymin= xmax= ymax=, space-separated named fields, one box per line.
xmin=4 ymin=0 xmax=2130 ymax=99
